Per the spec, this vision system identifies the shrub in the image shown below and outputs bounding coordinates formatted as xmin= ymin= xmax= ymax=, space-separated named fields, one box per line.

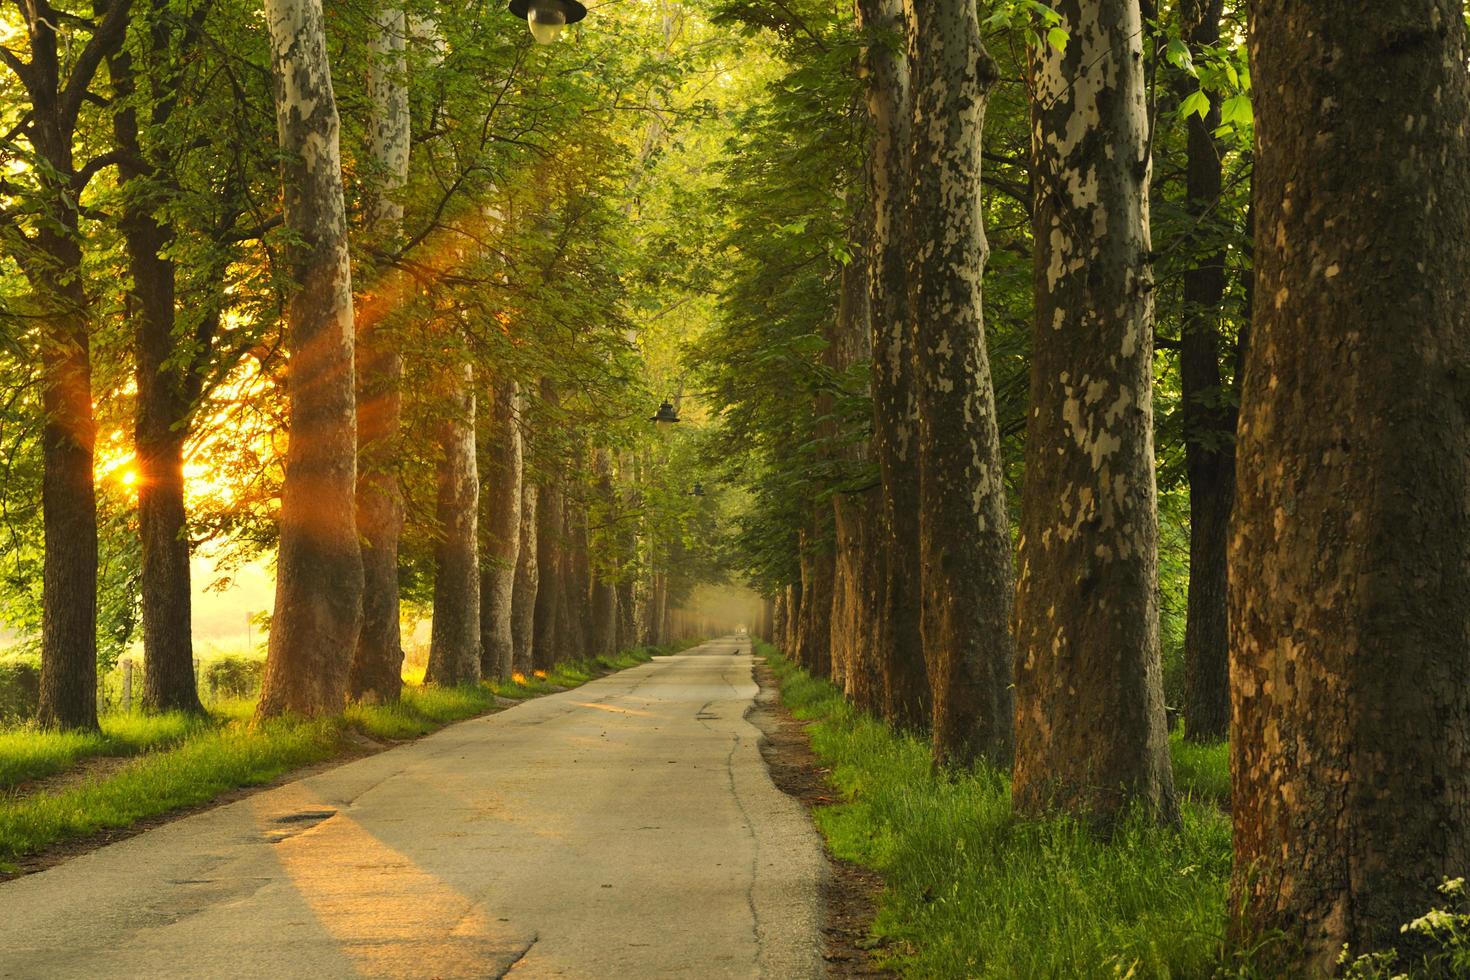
xmin=204 ymin=656 xmax=264 ymax=701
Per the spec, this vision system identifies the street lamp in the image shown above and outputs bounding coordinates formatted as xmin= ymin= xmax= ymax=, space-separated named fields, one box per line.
xmin=508 ymin=0 xmax=586 ymax=44
xmin=650 ymin=400 xmax=681 ymax=426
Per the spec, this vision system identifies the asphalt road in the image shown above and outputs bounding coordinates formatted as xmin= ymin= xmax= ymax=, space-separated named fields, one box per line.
xmin=0 ymin=637 xmax=826 ymax=979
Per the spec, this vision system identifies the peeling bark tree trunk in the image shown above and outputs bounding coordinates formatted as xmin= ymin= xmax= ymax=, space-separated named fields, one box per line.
xmin=1230 ymin=0 xmax=1470 ymax=967
xmin=425 ymin=360 xmax=481 ymax=685
xmin=478 ymin=379 xmax=521 ymax=680
xmin=857 ymin=0 xmax=928 ymax=731
xmin=1011 ymin=0 xmax=1176 ymax=825
xmin=834 ymin=493 xmax=883 ymax=713
xmin=510 ymin=473 xmax=539 ymax=674
xmin=258 ymin=0 xmax=364 ymax=718
xmin=351 ymin=5 xmax=411 ymax=705
xmin=1172 ymin=0 xmax=1232 ymax=744
xmin=824 ymin=198 xmax=869 ymax=694
xmin=905 ymin=0 xmax=1015 ymax=769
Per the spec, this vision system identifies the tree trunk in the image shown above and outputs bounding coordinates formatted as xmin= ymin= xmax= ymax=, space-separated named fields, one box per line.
xmin=857 ymin=0 xmax=928 ymax=732
xmin=350 ymin=5 xmax=411 ymax=705
xmin=772 ymin=592 xmax=787 ymax=652
xmin=510 ymin=474 xmax=539 ymax=675
xmin=564 ymin=477 xmax=592 ymax=659
xmin=7 ymin=8 xmax=131 ymax=730
xmin=796 ymin=525 xmax=834 ymax=679
xmin=532 ymin=479 xmax=566 ymax=670
xmin=1171 ymin=0 xmax=1232 ymax=744
xmin=588 ymin=451 xmax=618 ymax=658
xmin=258 ymin=0 xmax=364 ymax=718
xmin=905 ymin=0 xmax=1015 ymax=769
xmin=1230 ymin=0 xmax=1470 ymax=967
xmin=834 ymin=492 xmax=882 ymax=714
xmin=36 ymin=258 xmax=100 ymax=732
xmin=425 ymin=361 xmax=481 ymax=686
xmin=109 ymin=30 xmax=204 ymax=716
xmin=783 ymin=580 xmax=801 ymax=656
xmin=478 ymin=379 xmax=522 ymax=680
xmin=1011 ymin=0 xmax=1176 ymax=825
xmin=615 ymin=560 xmax=637 ymax=652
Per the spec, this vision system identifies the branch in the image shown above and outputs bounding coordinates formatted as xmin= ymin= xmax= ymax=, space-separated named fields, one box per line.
xmin=0 ymin=45 xmax=31 ymax=88
xmin=60 ymin=0 xmax=135 ymax=133
xmin=71 ymin=147 xmax=131 ymax=191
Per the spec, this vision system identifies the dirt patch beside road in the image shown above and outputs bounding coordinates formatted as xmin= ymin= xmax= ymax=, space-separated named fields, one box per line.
xmin=750 ymin=659 xmax=892 ymax=978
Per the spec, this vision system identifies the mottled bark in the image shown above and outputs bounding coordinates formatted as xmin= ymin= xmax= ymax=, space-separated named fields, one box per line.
xmin=1012 ymin=0 xmax=1176 ymax=824
xmin=905 ymin=0 xmax=1014 ymax=769
xmin=1230 ymin=0 xmax=1470 ymax=967
xmin=857 ymin=0 xmax=928 ymax=732
xmin=510 ymin=473 xmax=539 ymax=674
xmin=258 ymin=0 xmax=364 ymax=718
xmin=1172 ymin=0 xmax=1232 ymax=744
xmin=478 ymin=379 xmax=522 ymax=680
xmin=350 ymin=5 xmax=411 ymax=705
xmin=832 ymin=491 xmax=883 ymax=713
xmin=425 ymin=361 xmax=481 ymax=686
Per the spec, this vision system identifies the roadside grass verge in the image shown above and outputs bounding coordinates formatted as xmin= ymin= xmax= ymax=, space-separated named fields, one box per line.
xmin=759 ymin=643 xmax=1234 ymax=978
xmin=0 ymin=712 xmax=209 ymax=790
xmin=0 ymin=643 xmax=676 ymax=872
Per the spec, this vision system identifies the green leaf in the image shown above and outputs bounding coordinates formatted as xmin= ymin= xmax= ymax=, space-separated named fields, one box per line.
xmin=1165 ymin=39 xmax=1195 ymax=74
xmin=1221 ymin=94 xmax=1253 ymax=126
xmin=1179 ymin=89 xmax=1210 ymax=120
xmin=1046 ymin=26 xmax=1069 ymax=52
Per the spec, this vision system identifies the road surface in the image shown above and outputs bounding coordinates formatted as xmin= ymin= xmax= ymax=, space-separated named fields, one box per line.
xmin=0 ymin=638 xmax=826 ymax=979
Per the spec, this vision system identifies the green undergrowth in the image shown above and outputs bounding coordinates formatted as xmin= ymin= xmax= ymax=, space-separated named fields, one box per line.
xmin=760 ymin=643 xmax=1234 ymax=978
xmin=0 ymin=644 xmax=674 ymax=872
xmin=0 ymin=712 xmax=208 ymax=790
xmin=1171 ymin=732 xmax=1231 ymax=809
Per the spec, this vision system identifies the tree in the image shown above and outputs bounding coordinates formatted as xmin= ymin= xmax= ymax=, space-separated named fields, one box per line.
xmin=904 ymin=0 xmax=1014 ymax=768
xmin=1230 ymin=0 xmax=1470 ymax=967
xmin=510 ymin=474 xmax=540 ymax=673
xmin=1 ymin=0 xmax=135 ymax=729
xmin=1011 ymin=0 xmax=1176 ymax=825
xmin=425 ymin=356 xmax=480 ymax=686
xmin=351 ymin=3 xmax=411 ymax=705
xmin=856 ymin=0 xmax=928 ymax=732
xmin=479 ymin=379 xmax=522 ymax=680
xmin=256 ymin=0 xmax=363 ymax=718
xmin=1171 ymin=0 xmax=1233 ymax=743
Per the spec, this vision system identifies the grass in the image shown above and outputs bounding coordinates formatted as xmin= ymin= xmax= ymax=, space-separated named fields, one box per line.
xmin=0 ymin=712 xmax=209 ymax=790
xmin=0 ymin=643 xmax=677 ymax=872
xmin=760 ymin=642 xmax=1235 ymax=978
xmin=1171 ymin=732 xmax=1231 ymax=809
